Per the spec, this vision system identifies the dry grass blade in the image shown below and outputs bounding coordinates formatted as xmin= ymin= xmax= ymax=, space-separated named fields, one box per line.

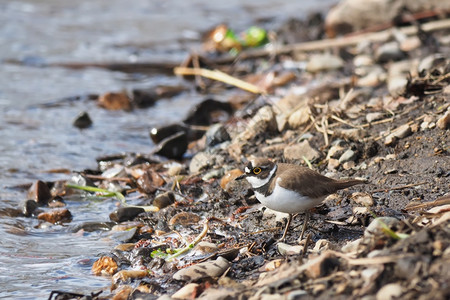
xmin=174 ymin=67 xmax=266 ymax=94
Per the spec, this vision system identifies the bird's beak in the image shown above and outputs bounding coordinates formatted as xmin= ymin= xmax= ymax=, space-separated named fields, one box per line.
xmin=235 ymin=174 xmax=246 ymax=180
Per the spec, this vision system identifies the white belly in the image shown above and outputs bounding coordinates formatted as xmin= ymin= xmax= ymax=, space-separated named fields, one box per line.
xmin=254 ymin=184 xmax=324 ymax=214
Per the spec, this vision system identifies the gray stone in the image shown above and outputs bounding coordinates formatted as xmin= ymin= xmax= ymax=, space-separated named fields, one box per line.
xmin=375 ymin=42 xmax=405 ymax=63
xmin=189 ymin=152 xmax=219 ymax=174
xmin=338 ymin=149 xmax=356 ymax=164
xmin=206 ymin=123 xmax=230 ymax=147
xmin=173 ymin=256 xmax=230 ymax=281
xmin=278 ymin=242 xmax=303 ymax=256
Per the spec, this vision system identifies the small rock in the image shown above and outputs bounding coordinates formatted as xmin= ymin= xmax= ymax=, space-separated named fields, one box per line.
xmin=37 ymin=208 xmax=72 ymax=224
xmin=437 ymin=110 xmax=450 ymax=129
xmin=338 ymin=149 xmax=356 ymax=164
xmin=153 ymin=131 xmax=188 ymax=159
xmin=173 ymin=256 xmax=230 ymax=281
xmin=109 ymin=207 xmax=145 ymax=223
xmin=114 ymin=243 xmax=135 ymax=251
xmin=287 ymin=105 xmax=311 ymax=129
xmin=351 ymin=192 xmax=374 ymax=206
xmin=306 ymin=53 xmax=343 ymax=73
xmin=375 ymin=42 xmax=405 ymax=63
xmin=150 ymin=123 xmax=188 ymax=144
xmin=277 ymin=243 xmax=303 ymax=256
xmin=98 ymin=92 xmax=132 ymax=111
xmin=194 ymin=241 xmax=219 ymax=255
xmin=205 ymin=123 xmax=230 ymax=147
xmin=113 ymin=286 xmax=133 ymax=300
xmin=341 ymin=238 xmax=361 ymax=253
xmin=305 ymin=251 xmax=340 ymax=279
xmin=237 ymin=106 xmax=278 ymax=141
xmin=73 ymin=111 xmax=93 ymax=129
xmin=366 ymin=112 xmax=384 ymax=123
xmin=385 ymin=124 xmax=412 ymax=146
xmin=169 ymin=212 xmax=201 ymax=227
xmin=131 ymin=88 xmax=157 ymax=108
xmin=110 ymin=227 xmax=137 ymax=243
xmin=342 ymin=161 xmax=355 ymax=170
xmin=153 ymin=192 xmax=175 ymax=209
xmin=376 ymin=283 xmax=403 ymax=300
xmin=172 ymin=283 xmax=200 ymax=300
xmin=136 ymin=169 xmax=165 ymax=194
xmin=418 ymin=54 xmax=447 ymax=74
xmin=28 ymin=180 xmax=52 ymax=206
xmin=284 ymin=140 xmax=320 ymax=161
xmin=327 ymin=158 xmax=340 ymax=170
xmin=112 ymin=270 xmax=148 ymax=285
xmin=364 ymin=217 xmax=400 ymax=237
xmin=92 ymin=256 xmax=118 ymax=276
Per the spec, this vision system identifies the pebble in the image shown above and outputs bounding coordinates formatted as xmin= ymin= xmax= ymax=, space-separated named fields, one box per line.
xmin=385 ymin=124 xmax=412 ymax=146
xmin=205 ymin=123 xmax=230 ymax=147
xmin=338 ymin=149 xmax=356 ymax=164
xmin=341 ymin=238 xmax=362 ymax=253
xmin=184 ymin=98 xmax=233 ymax=126
xmin=287 ymin=105 xmax=310 ymax=129
xmin=277 ymin=243 xmax=303 ymax=256
xmin=98 ymin=92 xmax=132 ymax=111
xmin=306 ymin=53 xmax=343 ymax=73
xmin=37 ymin=208 xmax=72 ymax=224
xmin=28 ymin=180 xmax=52 ymax=206
xmin=376 ymin=283 xmax=403 ymax=300
xmin=342 ymin=161 xmax=355 ymax=170
xmin=238 ymin=106 xmax=278 ymax=141
xmin=112 ymin=285 xmax=133 ymax=300
xmin=327 ymin=158 xmax=340 ymax=170
xmin=171 ymin=283 xmax=200 ymax=299
xmin=150 ymin=123 xmax=188 ymax=144
xmin=73 ymin=111 xmax=93 ymax=129
xmin=364 ymin=217 xmax=400 ymax=238
xmin=136 ymin=169 xmax=165 ymax=194
xmin=109 ymin=207 xmax=145 ymax=223
xmin=283 ymin=140 xmax=320 ymax=161
xmin=305 ymin=251 xmax=340 ymax=279
xmin=351 ymin=192 xmax=374 ymax=206
xmin=173 ymin=256 xmax=230 ymax=281
xmin=169 ymin=211 xmax=201 ymax=227
xmin=153 ymin=192 xmax=175 ymax=209
xmin=437 ymin=110 xmax=450 ymax=129
xmin=109 ymin=227 xmax=137 ymax=243
xmin=112 ymin=270 xmax=148 ymax=285
xmin=366 ymin=112 xmax=384 ymax=123
xmin=92 ymin=256 xmax=118 ymax=276
xmin=375 ymin=42 xmax=405 ymax=63
xmin=22 ymin=200 xmax=39 ymax=217
xmin=194 ymin=241 xmax=219 ymax=255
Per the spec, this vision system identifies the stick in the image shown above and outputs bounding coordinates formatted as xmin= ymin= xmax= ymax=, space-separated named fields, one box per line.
xmin=372 ymin=181 xmax=427 ymax=193
xmin=174 ymin=67 xmax=265 ymax=94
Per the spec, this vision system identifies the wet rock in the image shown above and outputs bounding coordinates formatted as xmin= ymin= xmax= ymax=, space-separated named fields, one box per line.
xmin=284 ymin=140 xmax=320 ymax=161
xmin=173 ymin=256 xmax=231 ymax=281
xmin=21 ymin=200 xmax=39 ymax=217
xmin=437 ymin=109 xmax=450 ymax=130
xmin=150 ymin=123 xmax=188 ymax=144
xmin=28 ymin=180 xmax=52 ymax=206
xmin=153 ymin=131 xmax=188 ymax=160
xmin=338 ymin=149 xmax=356 ymax=164
xmin=98 ymin=92 xmax=132 ymax=111
xmin=110 ymin=227 xmax=138 ymax=243
xmin=277 ymin=243 xmax=303 ymax=256
xmin=351 ymin=192 xmax=374 ymax=206
xmin=184 ymin=98 xmax=233 ymax=126
xmin=112 ymin=270 xmax=148 ymax=285
xmin=113 ymin=285 xmax=133 ymax=300
xmin=70 ymin=221 xmax=115 ymax=232
xmin=92 ymin=256 xmax=118 ymax=276
xmin=172 ymin=283 xmax=200 ymax=299
xmin=375 ymin=42 xmax=405 ymax=63
xmin=37 ymin=208 xmax=72 ymax=224
xmin=114 ymin=243 xmax=135 ymax=251
xmin=169 ymin=211 xmax=201 ymax=227
xmin=48 ymin=196 xmax=65 ymax=208
xmin=153 ymin=192 xmax=175 ymax=209
xmin=205 ymin=123 xmax=230 ymax=147
xmin=73 ymin=111 xmax=92 ymax=129
xmin=306 ymin=53 xmax=343 ymax=73
xmin=109 ymin=207 xmax=145 ymax=222
xmin=136 ymin=169 xmax=165 ymax=194
xmin=131 ymin=88 xmax=157 ymax=108
xmin=376 ymin=283 xmax=403 ymax=300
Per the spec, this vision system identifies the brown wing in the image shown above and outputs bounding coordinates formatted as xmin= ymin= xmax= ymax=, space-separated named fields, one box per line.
xmin=275 ymin=163 xmax=364 ymax=199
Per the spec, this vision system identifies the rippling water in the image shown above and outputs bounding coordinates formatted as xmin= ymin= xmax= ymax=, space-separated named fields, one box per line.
xmin=0 ymin=0 xmax=335 ymax=298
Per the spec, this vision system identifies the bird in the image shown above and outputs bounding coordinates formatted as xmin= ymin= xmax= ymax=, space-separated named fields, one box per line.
xmin=236 ymin=157 xmax=366 ymax=241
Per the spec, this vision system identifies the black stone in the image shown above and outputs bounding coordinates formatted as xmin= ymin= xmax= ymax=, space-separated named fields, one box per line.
xmin=110 ymin=207 xmax=145 ymax=222
xmin=153 ymin=131 xmax=188 ymax=160
xmin=73 ymin=111 xmax=93 ymax=129
xmin=184 ymin=98 xmax=233 ymax=126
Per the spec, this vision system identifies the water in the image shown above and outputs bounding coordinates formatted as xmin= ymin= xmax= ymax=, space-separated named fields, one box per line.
xmin=0 ymin=0 xmax=336 ymax=298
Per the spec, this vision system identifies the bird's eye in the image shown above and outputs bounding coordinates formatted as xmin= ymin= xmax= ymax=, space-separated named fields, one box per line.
xmin=253 ymin=167 xmax=262 ymax=174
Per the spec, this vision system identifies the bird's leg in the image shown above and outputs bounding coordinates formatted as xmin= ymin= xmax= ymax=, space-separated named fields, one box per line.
xmin=278 ymin=213 xmax=293 ymax=242
xmin=299 ymin=211 xmax=310 ymax=241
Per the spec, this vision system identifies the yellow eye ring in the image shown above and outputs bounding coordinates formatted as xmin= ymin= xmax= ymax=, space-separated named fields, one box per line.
xmin=253 ymin=167 xmax=262 ymax=174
